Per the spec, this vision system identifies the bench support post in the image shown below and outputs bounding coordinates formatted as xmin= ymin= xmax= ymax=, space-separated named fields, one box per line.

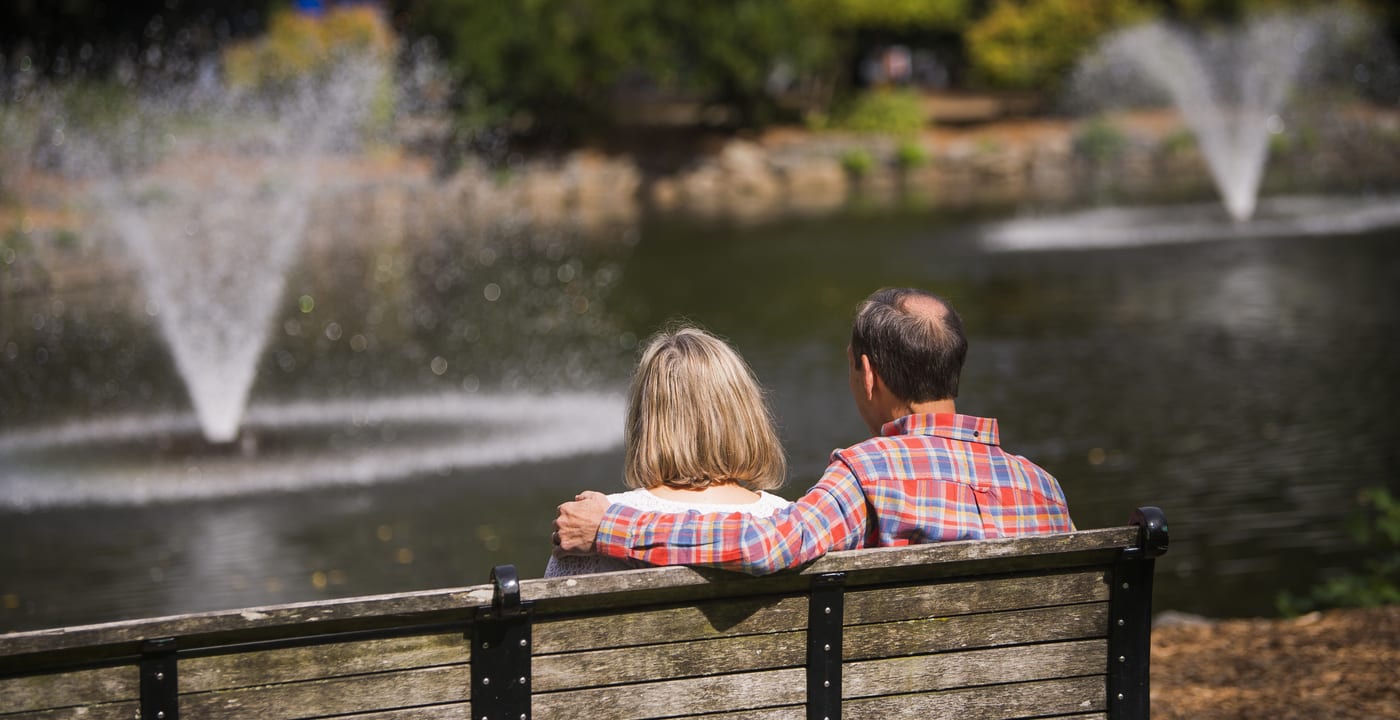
xmin=807 ymin=572 xmax=845 ymax=720
xmin=140 ymin=637 xmax=179 ymax=720
xmin=471 ymin=565 xmax=533 ymax=720
xmin=1108 ymin=507 xmax=1168 ymax=720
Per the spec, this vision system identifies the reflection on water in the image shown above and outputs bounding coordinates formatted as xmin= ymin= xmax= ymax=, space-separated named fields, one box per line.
xmin=3 ymin=200 xmax=1399 ymax=630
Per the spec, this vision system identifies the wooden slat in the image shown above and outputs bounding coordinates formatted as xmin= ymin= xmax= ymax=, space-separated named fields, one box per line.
xmin=0 ymin=585 xmax=493 ymax=667
xmin=844 ymin=569 xmax=1107 ymax=624
xmin=0 ymin=665 xmax=136 ymax=714
xmin=533 ymin=594 xmax=808 ymax=654
xmin=843 ymin=675 xmax=1107 ymax=720
xmin=534 ymin=629 xmax=805 ymax=692
xmin=525 ymin=527 xmax=1135 ymax=614
xmin=1 ymin=702 xmax=137 ymax=720
xmin=844 ymin=639 xmax=1106 ymax=698
xmin=180 ymin=631 xmax=468 ymax=693
xmin=178 ymin=664 xmax=469 ymax=720
xmin=532 ymin=667 xmax=807 ymax=720
xmin=312 ymin=704 xmax=473 ymax=719
xmin=665 ymin=707 xmax=803 ymax=720
xmin=844 ymin=602 xmax=1108 ymax=660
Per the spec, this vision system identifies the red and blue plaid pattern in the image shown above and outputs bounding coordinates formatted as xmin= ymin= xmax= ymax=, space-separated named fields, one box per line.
xmin=595 ymin=413 xmax=1075 ymax=574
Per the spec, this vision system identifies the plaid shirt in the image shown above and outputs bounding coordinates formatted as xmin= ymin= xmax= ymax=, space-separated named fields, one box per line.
xmin=594 ymin=413 xmax=1075 ymax=575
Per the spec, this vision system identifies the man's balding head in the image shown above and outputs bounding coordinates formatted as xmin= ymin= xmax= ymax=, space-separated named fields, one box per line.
xmin=850 ymin=288 xmax=968 ymax=403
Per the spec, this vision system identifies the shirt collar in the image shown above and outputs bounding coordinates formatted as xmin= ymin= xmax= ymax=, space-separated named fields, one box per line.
xmin=880 ymin=413 xmax=1000 ymax=445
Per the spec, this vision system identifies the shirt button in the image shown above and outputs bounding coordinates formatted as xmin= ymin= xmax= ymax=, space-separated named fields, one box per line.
xmin=973 ymin=431 xmax=980 ymax=438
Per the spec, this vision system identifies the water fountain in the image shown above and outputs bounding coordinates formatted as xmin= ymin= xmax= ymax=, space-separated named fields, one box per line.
xmin=982 ymin=8 xmax=1400 ymax=252
xmin=1096 ymin=14 xmax=1326 ymax=222
xmin=0 ymin=33 xmax=628 ymax=510
xmin=93 ymin=62 xmax=378 ymax=443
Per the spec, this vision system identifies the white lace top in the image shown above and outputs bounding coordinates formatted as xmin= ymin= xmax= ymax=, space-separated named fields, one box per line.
xmin=544 ymin=488 xmax=792 ymax=577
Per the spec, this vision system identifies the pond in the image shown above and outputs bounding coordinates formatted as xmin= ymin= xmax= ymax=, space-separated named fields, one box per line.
xmin=3 ymin=195 xmax=1399 ymax=631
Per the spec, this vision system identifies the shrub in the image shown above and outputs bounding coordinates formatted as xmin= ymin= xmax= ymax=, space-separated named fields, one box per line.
xmin=1074 ymin=116 xmax=1127 ymax=163
xmin=837 ymin=89 xmax=926 ymax=136
xmin=966 ymin=0 xmax=1151 ymax=91
xmin=840 ymin=148 xmax=875 ymax=177
xmin=1161 ymin=128 xmax=1196 ymax=156
xmin=1277 ymin=487 xmax=1400 ymax=615
xmin=223 ymin=6 xmax=395 ymax=90
xmin=895 ymin=139 xmax=930 ymax=169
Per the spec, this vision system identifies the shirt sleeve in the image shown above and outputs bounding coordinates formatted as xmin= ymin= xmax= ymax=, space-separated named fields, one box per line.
xmin=592 ymin=458 xmax=870 ymax=575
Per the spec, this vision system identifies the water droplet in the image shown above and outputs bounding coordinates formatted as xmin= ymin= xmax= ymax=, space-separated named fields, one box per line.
xmin=311 ymin=571 xmax=328 ymax=590
xmin=4 ymin=342 xmax=17 ymax=360
xmin=145 ymin=300 xmax=159 ymax=317
xmin=430 ymin=356 xmax=448 ymax=375
xmin=350 ymin=334 xmax=369 ymax=352
xmin=1266 ymin=115 xmax=1285 ymax=135
xmin=1 ymin=247 xmax=14 ymax=264
xmin=30 ymin=314 xmax=45 ymax=331
xmin=557 ymin=264 xmax=576 ymax=283
xmin=324 ymin=322 xmax=343 ymax=341
xmin=483 ymin=283 xmax=501 ymax=302
xmin=299 ymin=295 xmax=315 ymax=313
xmin=395 ymin=547 xmax=415 ymax=564
xmin=462 ymin=375 xmax=480 ymax=392
xmin=1088 ymin=448 xmax=1107 ymax=466
xmin=376 ymin=525 xmax=393 ymax=542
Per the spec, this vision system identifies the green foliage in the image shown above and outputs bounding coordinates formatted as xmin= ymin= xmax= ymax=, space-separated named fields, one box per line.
xmin=1074 ymin=116 xmax=1128 ymax=162
xmin=895 ymin=139 xmax=930 ymax=169
xmin=791 ymin=0 xmax=972 ymax=29
xmin=966 ymin=0 xmax=1151 ymax=91
xmin=223 ymin=6 xmax=396 ymax=90
xmin=1278 ymin=488 xmax=1400 ymax=616
xmin=840 ymin=147 xmax=875 ymax=177
xmin=836 ymin=89 xmax=926 ymax=136
xmin=402 ymin=0 xmax=830 ymax=137
xmin=1161 ymin=128 xmax=1196 ymax=156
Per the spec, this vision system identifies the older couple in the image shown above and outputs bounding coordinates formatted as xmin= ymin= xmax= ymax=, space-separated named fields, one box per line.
xmin=548 ymin=287 xmax=1075 ymax=577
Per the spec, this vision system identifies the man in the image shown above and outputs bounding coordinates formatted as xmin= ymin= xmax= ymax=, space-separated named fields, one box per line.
xmin=553 ymin=287 xmax=1074 ymax=574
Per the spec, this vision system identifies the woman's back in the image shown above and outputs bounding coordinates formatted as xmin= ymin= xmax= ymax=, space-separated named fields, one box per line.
xmin=544 ymin=488 xmax=790 ymax=576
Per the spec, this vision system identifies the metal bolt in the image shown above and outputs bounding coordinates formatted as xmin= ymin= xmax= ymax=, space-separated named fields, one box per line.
xmin=519 ymin=638 xmax=528 ymax=647
xmin=1122 ymin=582 xmax=1130 ymax=590
xmin=482 ymin=641 xmax=491 ymax=649
xmin=157 ymin=713 xmax=165 ymax=720
xmin=1117 ymin=619 xmax=1125 ymax=627
xmin=824 ymin=606 xmax=831 ymax=614
xmin=1117 ymin=693 xmax=1125 ymax=701
xmin=519 ymin=676 xmax=527 ymax=684
xmin=824 ymin=643 xmax=831 ymax=652
xmin=824 ymin=680 xmax=830 ymax=687
xmin=483 ymin=677 xmax=491 ymax=686
xmin=1119 ymin=655 xmax=1126 ymax=663
xmin=520 ymin=714 xmax=528 ymax=720
xmin=154 ymin=671 xmax=164 ymax=681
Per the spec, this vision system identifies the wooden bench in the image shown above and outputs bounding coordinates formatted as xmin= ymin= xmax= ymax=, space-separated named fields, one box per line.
xmin=1 ymin=507 xmax=1167 ymax=720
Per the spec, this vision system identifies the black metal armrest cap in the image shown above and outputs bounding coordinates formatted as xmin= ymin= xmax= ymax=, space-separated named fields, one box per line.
xmin=1129 ymin=506 xmax=1169 ymax=558
xmin=489 ymin=564 xmax=522 ymax=615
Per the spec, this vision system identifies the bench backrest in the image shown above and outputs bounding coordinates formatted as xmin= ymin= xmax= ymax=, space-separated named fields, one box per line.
xmin=0 ymin=507 xmax=1167 ymax=720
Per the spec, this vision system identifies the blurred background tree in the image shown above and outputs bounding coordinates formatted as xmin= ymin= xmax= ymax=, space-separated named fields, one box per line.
xmin=3 ymin=0 xmax=1397 ymax=142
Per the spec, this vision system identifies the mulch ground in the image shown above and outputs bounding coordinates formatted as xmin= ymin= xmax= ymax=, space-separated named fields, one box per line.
xmin=1151 ymin=606 xmax=1400 ymax=719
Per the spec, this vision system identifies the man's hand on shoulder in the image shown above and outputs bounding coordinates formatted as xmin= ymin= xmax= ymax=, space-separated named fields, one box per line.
xmin=552 ymin=491 xmax=610 ymax=557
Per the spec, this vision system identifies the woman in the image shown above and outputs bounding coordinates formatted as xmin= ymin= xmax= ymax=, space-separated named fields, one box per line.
xmin=545 ymin=325 xmax=789 ymax=576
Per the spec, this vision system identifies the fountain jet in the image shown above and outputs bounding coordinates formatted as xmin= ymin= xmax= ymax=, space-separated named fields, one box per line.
xmin=94 ymin=59 xmax=382 ymax=442
xmin=1080 ymin=11 xmax=1351 ymax=221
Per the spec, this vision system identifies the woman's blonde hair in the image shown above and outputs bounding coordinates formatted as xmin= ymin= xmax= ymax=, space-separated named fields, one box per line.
xmin=625 ymin=325 xmax=786 ymax=491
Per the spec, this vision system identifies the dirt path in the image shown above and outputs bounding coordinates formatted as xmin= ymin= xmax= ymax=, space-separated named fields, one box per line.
xmin=1151 ymin=606 xmax=1400 ymax=719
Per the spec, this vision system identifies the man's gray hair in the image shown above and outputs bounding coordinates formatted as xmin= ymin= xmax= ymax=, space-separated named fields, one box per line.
xmin=850 ymin=288 xmax=967 ymax=403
